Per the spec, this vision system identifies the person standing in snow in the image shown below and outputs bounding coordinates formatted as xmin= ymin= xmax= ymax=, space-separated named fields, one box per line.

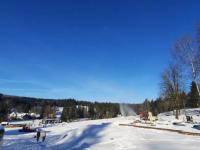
xmin=41 ymin=130 xmax=46 ymax=142
xmin=36 ymin=128 xmax=41 ymax=142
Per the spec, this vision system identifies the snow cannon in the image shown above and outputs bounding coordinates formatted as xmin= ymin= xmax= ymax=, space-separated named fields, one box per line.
xmin=0 ymin=125 xmax=5 ymax=148
xmin=139 ymin=112 xmax=145 ymax=120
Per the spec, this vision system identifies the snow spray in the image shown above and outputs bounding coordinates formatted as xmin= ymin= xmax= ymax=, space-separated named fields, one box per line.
xmin=120 ymin=104 xmax=136 ymax=116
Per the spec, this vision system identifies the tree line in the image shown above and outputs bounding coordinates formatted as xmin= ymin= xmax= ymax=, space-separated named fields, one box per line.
xmin=0 ymin=94 xmax=120 ymax=122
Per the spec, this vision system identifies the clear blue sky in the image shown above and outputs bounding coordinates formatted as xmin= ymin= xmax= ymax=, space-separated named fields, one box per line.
xmin=0 ymin=0 xmax=199 ymax=103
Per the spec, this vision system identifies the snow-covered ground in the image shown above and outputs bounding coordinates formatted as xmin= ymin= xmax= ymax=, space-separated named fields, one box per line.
xmin=2 ymin=115 xmax=200 ymax=150
xmin=129 ymin=108 xmax=200 ymax=134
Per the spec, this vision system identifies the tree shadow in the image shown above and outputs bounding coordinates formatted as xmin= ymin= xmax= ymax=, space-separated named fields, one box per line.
xmin=52 ymin=122 xmax=110 ymax=150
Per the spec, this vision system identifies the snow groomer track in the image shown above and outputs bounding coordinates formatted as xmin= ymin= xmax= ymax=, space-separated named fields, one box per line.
xmin=119 ymin=123 xmax=200 ymax=136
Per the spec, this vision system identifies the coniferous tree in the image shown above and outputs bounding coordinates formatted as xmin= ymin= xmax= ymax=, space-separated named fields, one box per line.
xmin=77 ymin=107 xmax=84 ymax=118
xmin=0 ymin=99 xmax=8 ymax=122
xmin=61 ymin=107 xmax=68 ymax=122
xmin=187 ymin=81 xmax=200 ymax=108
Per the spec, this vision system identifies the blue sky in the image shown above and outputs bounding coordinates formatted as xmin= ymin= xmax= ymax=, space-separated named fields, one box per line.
xmin=0 ymin=0 xmax=200 ymax=102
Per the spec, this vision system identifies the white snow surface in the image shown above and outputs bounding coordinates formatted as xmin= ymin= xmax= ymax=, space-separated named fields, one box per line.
xmin=2 ymin=116 xmax=200 ymax=150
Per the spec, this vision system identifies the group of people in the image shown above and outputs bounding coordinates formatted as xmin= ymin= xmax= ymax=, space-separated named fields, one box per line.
xmin=36 ymin=128 xmax=46 ymax=142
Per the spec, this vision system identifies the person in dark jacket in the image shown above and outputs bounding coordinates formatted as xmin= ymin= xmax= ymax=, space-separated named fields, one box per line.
xmin=41 ymin=130 xmax=46 ymax=142
xmin=36 ymin=129 xmax=41 ymax=142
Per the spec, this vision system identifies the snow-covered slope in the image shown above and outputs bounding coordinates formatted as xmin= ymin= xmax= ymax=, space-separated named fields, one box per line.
xmin=157 ymin=108 xmax=200 ymax=124
xmin=2 ymin=116 xmax=200 ymax=150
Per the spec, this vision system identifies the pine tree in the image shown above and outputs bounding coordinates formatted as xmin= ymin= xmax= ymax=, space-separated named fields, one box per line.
xmin=68 ymin=106 xmax=76 ymax=121
xmin=0 ymin=100 xmax=8 ymax=122
xmin=187 ymin=81 xmax=200 ymax=108
xmin=88 ymin=105 xmax=95 ymax=119
xmin=61 ymin=107 xmax=69 ymax=122
xmin=77 ymin=107 xmax=84 ymax=118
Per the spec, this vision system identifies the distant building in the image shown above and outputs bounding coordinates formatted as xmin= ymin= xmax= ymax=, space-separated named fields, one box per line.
xmin=8 ymin=112 xmax=40 ymax=120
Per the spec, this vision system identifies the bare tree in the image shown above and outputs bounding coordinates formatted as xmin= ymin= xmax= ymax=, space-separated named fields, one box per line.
xmin=173 ymin=31 xmax=200 ymax=96
xmin=197 ymin=24 xmax=200 ymax=80
xmin=160 ymin=64 xmax=184 ymax=110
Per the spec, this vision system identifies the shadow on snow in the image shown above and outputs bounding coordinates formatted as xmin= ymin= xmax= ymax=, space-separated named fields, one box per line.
xmin=51 ymin=122 xmax=110 ymax=150
xmin=2 ymin=122 xmax=110 ymax=150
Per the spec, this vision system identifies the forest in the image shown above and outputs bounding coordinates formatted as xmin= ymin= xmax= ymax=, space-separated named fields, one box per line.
xmin=0 ymin=94 xmax=120 ymax=122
